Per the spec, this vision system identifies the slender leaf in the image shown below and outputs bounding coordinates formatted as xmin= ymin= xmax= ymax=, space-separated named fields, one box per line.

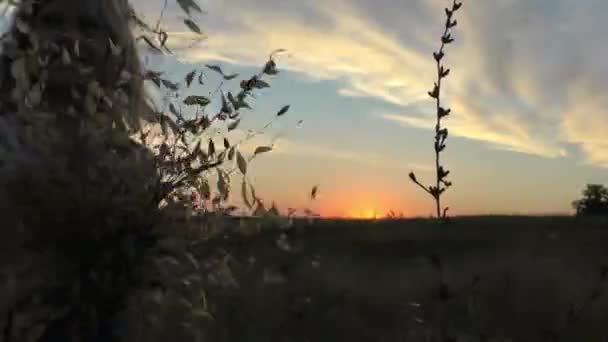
xmin=254 ymin=79 xmax=270 ymax=89
xmin=254 ymin=146 xmax=272 ymax=155
xmin=220 ymin=91 xmax=232 ymax=114
xmin=185 ymin=70 xmax=197 ymax=87
xmin=205 ymin=64 xmax=224 ymax=76
xmin=223 ymin=73 xmax=239 ymax=80
xmin=176 ymin=0 xmax=203 ymax=16
xmin=241 ymin=180 xmax=252 ymax=208
xmin=161 ymin=79 xmax=179 ymax=91
xmin=217 ymin=170 xmax=228 ymax=200
xmin=228 ymin=146 xmax=236 ymax=160
xmin=184 ymin=95 xmax=210 ymax=106
xmin=236 ymin=151 xmax=247 ymax=175
xmin=208 ymin=139 xmax=215 ymax=156
xmin=277 ymin=105 xmax=290 ymax=116
xmin=184 ymin=18 xmax=202 ymax=35
xmin=311 ymin=185 xmax=319 ymax=200
xmin=227 ymin=119 xmax=241 ymax=131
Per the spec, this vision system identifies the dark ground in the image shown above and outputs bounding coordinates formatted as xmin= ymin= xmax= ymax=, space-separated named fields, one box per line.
xmin=200 ymin=216 xmax=608 ymax=342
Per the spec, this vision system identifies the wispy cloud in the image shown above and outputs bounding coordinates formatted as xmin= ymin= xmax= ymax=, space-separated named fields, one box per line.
xmin=131 ymin=0 xmax=608 ymax=168
xmin=379 ymin=94 xmax=568 ymax=159
xmin=150 ymin=0 xmax=435 ymax=107
xmin=376 ymin=0 xmax=607 ymax=165
xmin=561 ymin=78 xmax=608 ymax=168
xmin=270 ymin=138 xmax=391 ymax=167
xmin=260 ymin=138 xmax=433 ymax=176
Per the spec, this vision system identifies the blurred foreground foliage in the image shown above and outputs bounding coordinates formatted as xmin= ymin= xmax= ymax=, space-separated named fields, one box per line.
xmin=0 ymin=0 xmax=304 ymax=340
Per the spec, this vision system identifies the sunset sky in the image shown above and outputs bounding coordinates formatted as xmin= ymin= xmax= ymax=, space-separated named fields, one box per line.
xmin=6 ymin=0 xmax=608 ymax=218
xmin=136 ymin=0 xmax=608 ymax=217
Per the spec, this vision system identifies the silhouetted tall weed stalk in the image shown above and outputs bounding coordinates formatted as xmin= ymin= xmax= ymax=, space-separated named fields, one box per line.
xmin=410 ymin=0 xmax=462 ymax=221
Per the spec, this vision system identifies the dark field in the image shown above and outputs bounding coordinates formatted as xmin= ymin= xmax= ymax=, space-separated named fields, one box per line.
xmin=196 ymin=216 xmax=608 ymax=342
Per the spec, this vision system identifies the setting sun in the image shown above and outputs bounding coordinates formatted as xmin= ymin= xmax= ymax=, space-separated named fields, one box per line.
xmin=347 ymin=208 xmax=379 ymax=220
xmin=313 ymin=188 xmax=413 ymax=219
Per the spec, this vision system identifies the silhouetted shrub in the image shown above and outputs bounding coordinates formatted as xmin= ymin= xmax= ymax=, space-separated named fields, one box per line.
xmin=0 ymin=0 xmax=290 ymax=341
xmin=572 ymin=184 xmax=608 ymax=217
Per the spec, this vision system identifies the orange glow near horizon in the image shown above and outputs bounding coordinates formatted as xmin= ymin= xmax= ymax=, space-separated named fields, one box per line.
xmin=312 ymin=190 xmax=413 ymax=219
xmin=346 ymin=208 xmax=379 ymax=220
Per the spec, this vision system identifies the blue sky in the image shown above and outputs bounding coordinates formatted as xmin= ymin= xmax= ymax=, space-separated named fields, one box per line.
xmin=133 ymin=0 xmax=608 ymax=217
xmin=4 ymin=0 xmax=607 ymax=217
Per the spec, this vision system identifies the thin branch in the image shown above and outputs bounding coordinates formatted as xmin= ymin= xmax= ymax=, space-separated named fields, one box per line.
xmin=155 ymin=0 xmax=169 ymax=33
xmin=411 ymin=178 xmax=432 ymax=195
xmin=171 ymin=160 xmax=224 ymax=190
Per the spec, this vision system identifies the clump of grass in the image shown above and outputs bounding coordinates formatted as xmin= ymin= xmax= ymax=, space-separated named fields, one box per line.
xmin=409 ymin=0 xmax=462 ymax=221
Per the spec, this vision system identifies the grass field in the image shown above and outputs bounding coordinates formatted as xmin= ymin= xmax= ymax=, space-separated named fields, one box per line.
xmin=194 ymin=216 xmax=608 ymax=342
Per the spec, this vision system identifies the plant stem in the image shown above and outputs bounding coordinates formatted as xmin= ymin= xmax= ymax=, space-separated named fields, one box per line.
xmin=434 ymin=26 xmax=449 ymax=219
xmin=155 ymin=0 xmax=169 ymax=33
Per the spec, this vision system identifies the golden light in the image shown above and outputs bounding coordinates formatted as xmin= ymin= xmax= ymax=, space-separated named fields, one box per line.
xmin=347 ymin=207 xmax=379 ymax=220
xmin=314 ymin=188 xmax=413 ymax=219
